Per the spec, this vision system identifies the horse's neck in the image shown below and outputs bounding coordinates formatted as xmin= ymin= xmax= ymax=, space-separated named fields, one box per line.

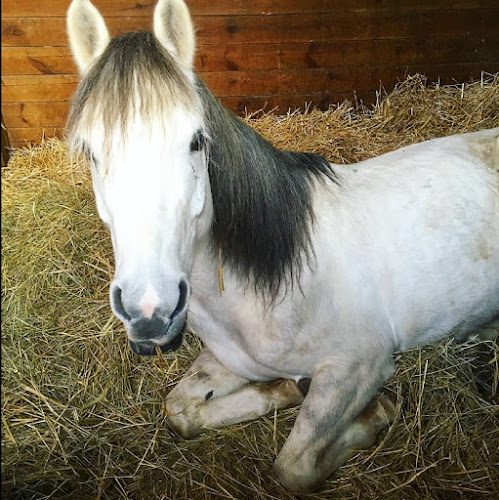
xmin=189 ymin=173 xmax=334 ymax=309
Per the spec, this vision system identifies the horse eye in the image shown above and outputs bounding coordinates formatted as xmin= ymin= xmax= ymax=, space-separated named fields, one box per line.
xmin=190 ymin=130 xmax=205 ymax=152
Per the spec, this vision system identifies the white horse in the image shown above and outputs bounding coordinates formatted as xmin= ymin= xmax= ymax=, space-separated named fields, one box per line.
xmin=66 ymin=0 xmax=499 ymax=492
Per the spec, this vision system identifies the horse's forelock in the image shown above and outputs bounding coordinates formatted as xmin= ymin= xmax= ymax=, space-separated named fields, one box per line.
xmin=67 ymin=30 xmax=199 ymax=152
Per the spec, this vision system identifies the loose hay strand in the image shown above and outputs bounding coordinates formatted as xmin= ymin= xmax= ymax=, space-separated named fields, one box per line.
xmin=2 ymin=74 xmax=499 ymax=500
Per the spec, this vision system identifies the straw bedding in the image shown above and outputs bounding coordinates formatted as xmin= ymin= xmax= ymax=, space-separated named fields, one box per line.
xmin=2 ymin=74 xmax=499 ymax=500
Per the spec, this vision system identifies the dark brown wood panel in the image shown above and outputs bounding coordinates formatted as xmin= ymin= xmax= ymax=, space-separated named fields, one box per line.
xmin=3 ymin=10 xmax=498 ymax=47
xmin=4 ymin=36 xmax=498 ymax=76
xmin=196 ymin=37 xmax=499 ymax=73
xmin=3 ymin=0 xmax=497 ymax=18
xmin=209 ymin=63 xmax=496 ymax=97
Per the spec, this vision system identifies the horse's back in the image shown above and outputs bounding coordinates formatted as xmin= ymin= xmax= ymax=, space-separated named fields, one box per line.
xmin=317 ymin=128 xmax=499 ymax=351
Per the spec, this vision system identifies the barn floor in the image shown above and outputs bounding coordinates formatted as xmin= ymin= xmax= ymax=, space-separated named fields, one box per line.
xmin=2 ymin=74 xmax=499 ymax=500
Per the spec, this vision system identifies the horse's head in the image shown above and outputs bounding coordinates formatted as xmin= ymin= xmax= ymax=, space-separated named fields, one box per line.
xmin=67 ymin=0 xmax=211 ymax=355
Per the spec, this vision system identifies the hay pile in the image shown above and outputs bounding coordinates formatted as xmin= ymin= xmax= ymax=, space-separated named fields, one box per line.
xmin=2 ymin=74 xmax=499 ymax=500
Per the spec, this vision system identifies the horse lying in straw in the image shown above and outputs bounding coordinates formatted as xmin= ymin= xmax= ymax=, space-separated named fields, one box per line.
xmin=66 ymin=0 xmax=499 ymax=492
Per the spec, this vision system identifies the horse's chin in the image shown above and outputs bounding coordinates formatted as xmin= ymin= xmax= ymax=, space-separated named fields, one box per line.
xmin=129 ymin=332 xmax=184 ymax=356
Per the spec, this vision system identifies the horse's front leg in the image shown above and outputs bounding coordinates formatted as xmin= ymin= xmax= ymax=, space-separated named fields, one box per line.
xmin=274 ymin=350 xmax=396 ymax=492
xmin=165 ymin=347 xmax=305 ymax=438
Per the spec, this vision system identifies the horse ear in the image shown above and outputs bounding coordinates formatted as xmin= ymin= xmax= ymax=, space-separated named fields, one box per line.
xmin=153 ymin=0 xmax=195 ymax=71
xmin=67 ymin=0 xmax=111 ymax=74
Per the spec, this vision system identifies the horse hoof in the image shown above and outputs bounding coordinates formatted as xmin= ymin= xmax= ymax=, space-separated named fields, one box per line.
xmin=166 ymin=412 xmax=204 ymax=440
xmin=273 ymin=455 xmax=321 ymax=493
xmin=164 ymin=398 xmax=205 ymax=439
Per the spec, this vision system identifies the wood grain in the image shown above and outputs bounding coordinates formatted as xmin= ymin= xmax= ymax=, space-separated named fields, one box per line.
xmin=3 ymin=0 xmax=496 ymax=18
xmin=1 ymin=47 xmax=75 ymax=75
xmin=2 ymin=102 xmax=71 ymax=128
xmin=2 ymin=75 xmax=80 ymax=103
xmin=2 ymin=10 xmax=498 ymax=47
xmin=3 ymin=37 xmax=497 ymax=76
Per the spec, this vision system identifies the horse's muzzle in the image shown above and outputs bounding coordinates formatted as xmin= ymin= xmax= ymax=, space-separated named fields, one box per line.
xmin=110 ymin=277 xmax=190 ymax=355
xmin=127 ymin=310 xmax=187 ymax=355
xmin=129 ymin=331 xmax=184 ymax=355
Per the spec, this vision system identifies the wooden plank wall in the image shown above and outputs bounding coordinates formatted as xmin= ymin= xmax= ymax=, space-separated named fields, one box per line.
xmin=2 ymin=0 xmax=499 ymax=148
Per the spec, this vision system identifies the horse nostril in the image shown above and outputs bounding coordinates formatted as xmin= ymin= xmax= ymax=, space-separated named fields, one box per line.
xmin=171 ymin=278 xmax=189 ymax=319
xmin=111 ymin=285 xmax=132 ymax=322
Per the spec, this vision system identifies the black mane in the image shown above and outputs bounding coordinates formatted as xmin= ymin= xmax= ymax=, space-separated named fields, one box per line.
xmin=67 ymin=31 xmax=196 ymax=150
xmin=196 ymin=78 xmax=337 ymax=300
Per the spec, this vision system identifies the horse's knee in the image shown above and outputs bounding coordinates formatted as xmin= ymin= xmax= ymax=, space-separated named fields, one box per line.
xmin=273 ymin=389 xmax=398 ymax=492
